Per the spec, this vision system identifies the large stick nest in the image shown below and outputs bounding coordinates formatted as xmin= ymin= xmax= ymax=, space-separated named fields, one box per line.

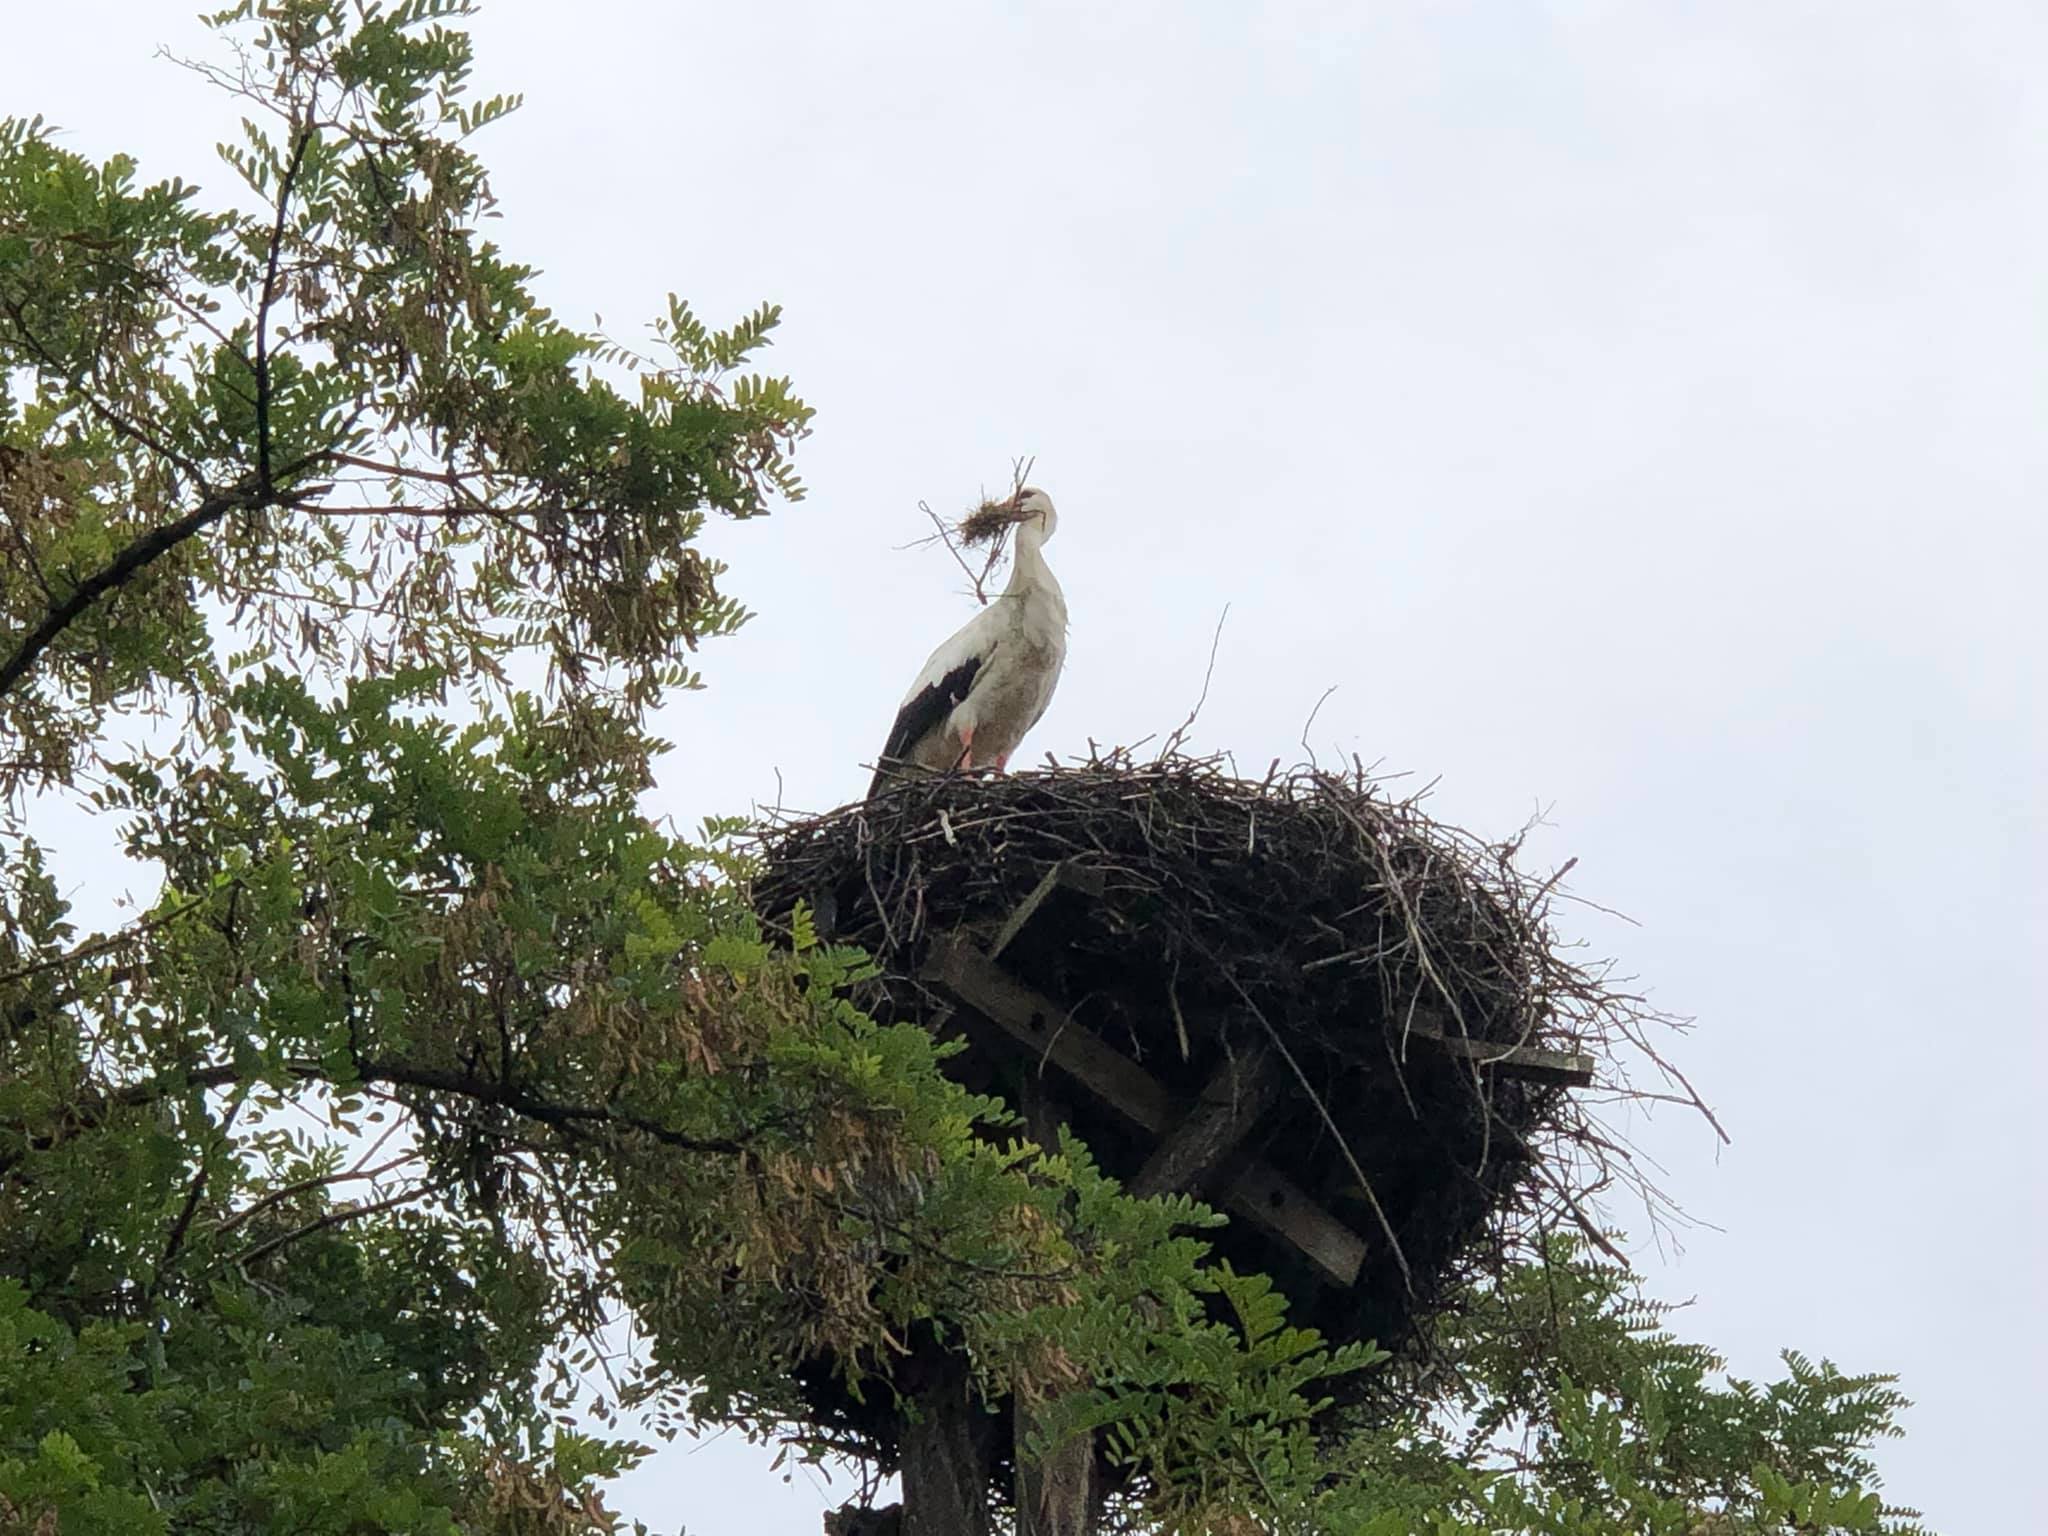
xmin=749 ymin=750 xmax=1699 ymax=1455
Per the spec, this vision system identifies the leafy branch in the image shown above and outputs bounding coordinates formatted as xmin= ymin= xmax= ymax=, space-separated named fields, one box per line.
xmin=0 ymin=483 xmax=260 ymax=698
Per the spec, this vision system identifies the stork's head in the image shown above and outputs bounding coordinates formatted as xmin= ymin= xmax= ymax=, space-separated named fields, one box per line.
xmin=1010 ymin=486 xmax=1058 ymax=542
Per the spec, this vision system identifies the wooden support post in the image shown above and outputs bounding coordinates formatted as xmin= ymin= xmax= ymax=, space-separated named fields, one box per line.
xmin=924 ymin=937 xmax=1368 ymax=1288
xmin=899 ymin=1347 xmax=993 ymax=1536
xmin=1012 ymin=1074 xmax=1099 ymax=1536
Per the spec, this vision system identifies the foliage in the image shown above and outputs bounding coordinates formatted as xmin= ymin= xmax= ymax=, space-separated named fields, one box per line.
xmin=0 ymin=0 xmax=808 ymax=802
xmin=0 ymin=4 xmax=1923 ymax=1534
xmin=1263 ymin=1241 xmax=1927 ymax=1536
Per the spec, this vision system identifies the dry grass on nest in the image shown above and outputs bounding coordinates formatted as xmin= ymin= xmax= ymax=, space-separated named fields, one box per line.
xmin=748 ymin=749 xmax=1715 ymax=1442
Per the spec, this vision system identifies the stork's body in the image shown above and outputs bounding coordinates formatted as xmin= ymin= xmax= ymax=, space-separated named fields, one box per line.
xmin=868 ymin=489 xmax=1067 ymax=797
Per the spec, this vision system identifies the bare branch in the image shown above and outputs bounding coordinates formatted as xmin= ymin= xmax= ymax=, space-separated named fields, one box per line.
xmin=1299 ymin=685 xmax=1339 ymax=765
xmin=327 ymin=451 xmax=484 ymax=489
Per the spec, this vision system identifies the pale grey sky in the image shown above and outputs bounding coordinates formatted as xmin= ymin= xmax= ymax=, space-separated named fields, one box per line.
xmin=6 ymin=2 xmax=2043 ymax=1531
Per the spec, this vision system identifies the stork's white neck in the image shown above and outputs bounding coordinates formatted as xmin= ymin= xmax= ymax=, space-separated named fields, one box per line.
xmin=1006 ymin=520 xmax=1057 ymax=597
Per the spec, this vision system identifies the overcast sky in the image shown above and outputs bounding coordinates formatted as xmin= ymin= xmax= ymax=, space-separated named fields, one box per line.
xmin=6 ymin=2 xmax=2043 ymax=1531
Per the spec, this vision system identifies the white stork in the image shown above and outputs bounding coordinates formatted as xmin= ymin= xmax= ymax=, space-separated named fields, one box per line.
xmin=867 ymin=487 xmax=1067 ymax=798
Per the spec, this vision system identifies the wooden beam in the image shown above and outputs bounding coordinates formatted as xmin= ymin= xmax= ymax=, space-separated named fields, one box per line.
xmin=1217 ymin=1162 xmax=1369 ymax=1284
xmin=1401 ymin=1018 xmax=1596 ymax=1088
xmin=1127 ymin=1046 xmax=1286 ymax=1200
xmin=924 ymin=937 xmax=1367 ymax=1287
xmin=987 ymin=861 xmax=1106 ymax=961
xmin=926 ymin=936 xmax=1172 ymax=1129
xmin=987 ymin=864 xmax=1065 ymax=961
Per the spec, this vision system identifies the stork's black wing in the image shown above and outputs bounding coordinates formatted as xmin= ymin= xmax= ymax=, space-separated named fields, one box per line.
xmin=868 ymin=653 xmax=984 ymax=797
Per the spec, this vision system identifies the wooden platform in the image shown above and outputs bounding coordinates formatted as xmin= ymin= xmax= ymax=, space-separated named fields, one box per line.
xmin=918 ymin=860 xmax=1594 ymax=1293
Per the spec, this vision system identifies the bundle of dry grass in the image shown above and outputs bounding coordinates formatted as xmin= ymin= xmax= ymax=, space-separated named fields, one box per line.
xmin=955 ymin=493 xmax=1030 ymax=546
xmin=910 ymin=462 xmax=1042 ymax=603
xmin=751 ymin=750 xmax=1704 ymax=1416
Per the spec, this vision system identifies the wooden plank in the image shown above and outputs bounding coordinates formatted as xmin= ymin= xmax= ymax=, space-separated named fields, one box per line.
xmin=1220 ymin=1164 xmax=1369 ymax=1286
xmin=986 ymin=865 xmax=1066 ymax=961
xmin=986 ymin=861 xmax=1106 ymax=960
xmin=1402 ymin=1018 xmax=1595 ymax=1087
xmin=923 ymin=937 xmax=1366 ymax=1286
xmin=1056 ymin=862 xmax=1107 ymax=899
xmin=924 ymin=937 xmax=1172 ymax=1129
xmin=1128 ymin=1046 xmax=1286 ymax=1200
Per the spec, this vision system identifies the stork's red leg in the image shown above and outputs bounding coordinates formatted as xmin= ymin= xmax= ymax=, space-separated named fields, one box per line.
xmin=955 ymin=723 xmax=975 ymax=771
xmin=994 ymin=751 xmax=1011 ymax=772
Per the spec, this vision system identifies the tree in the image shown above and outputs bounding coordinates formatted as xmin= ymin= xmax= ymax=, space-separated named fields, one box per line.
xmin=0 ymin=4 xmax=1925 ymax=1533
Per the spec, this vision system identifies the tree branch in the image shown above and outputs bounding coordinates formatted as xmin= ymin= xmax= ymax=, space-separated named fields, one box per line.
xmin=0 ymin=290 xmax=213 ymax=487
xmin=0 ymin=891 xmax=213 ymax=988
xmin=230 ymin=1182 xmax=434 ymax=1272
xmin=0 ymin=486 xmax=254 ymax=699
xmin=146 ymin=1085 xmax=250 ymax=1303
xmin=359 ymin=1057 xmax=762 ymax=1154
xmin=327 ymin=451 xmax=484 ymax=488
xmin=210 ymin=1147 xmax=423 ymax=1240
xmin=50 ymin=1054 xmax=760 ymax=1158
xmin=255 ymin=126 xmax=315 ymax=495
